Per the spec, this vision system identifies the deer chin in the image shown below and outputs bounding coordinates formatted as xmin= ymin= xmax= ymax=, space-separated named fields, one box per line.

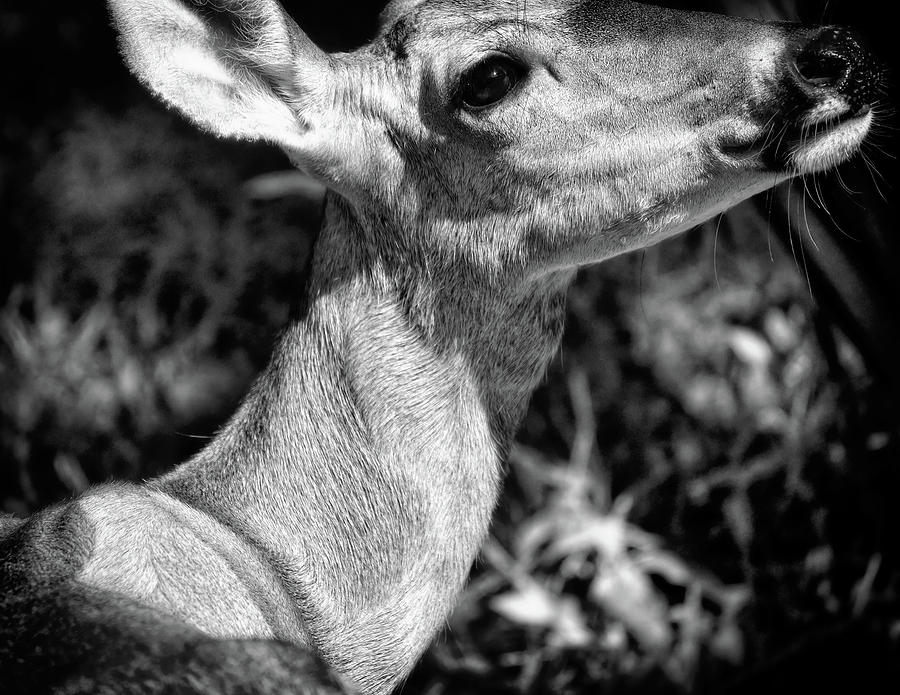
xmin=788 ymin=109 xmax=873 ymax=174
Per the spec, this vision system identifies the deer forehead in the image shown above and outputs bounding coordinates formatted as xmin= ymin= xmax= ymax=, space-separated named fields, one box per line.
xmin=357 ymin=0 xmax=739 ymax=127
xmin=374 ymin=0 xmax=564 ymax=61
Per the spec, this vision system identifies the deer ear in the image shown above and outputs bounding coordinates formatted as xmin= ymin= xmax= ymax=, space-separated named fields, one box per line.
xmin=108 ymin=0 xmax=332 ymax=154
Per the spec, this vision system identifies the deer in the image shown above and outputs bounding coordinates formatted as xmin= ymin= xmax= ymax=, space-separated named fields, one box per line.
xmin=0 ymin=0 xmax=883 ymax=693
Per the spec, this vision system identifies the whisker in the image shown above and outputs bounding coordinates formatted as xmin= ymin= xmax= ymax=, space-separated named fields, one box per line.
xmin=799 ymin=174 xmax=820 ymax=253
xmin=833 ymin=166 xmax=860 ymax=196
xmin=858 ymin=148 xmax=889 ymax=203
xmin=785 ymin=179 xmax=801 ymax=275
xmin=713 ymin=212 xmax=724 ymax=291
xmin=764 ymin=170 xmax=785 ymax=263
xmin=797 ymin=215 xmax=814 ymax=299
xmin=817 ymin=174 xmax=860 ymax=242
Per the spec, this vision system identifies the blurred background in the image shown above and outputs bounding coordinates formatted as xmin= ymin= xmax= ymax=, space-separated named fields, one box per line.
xmin=1 ymin=0 xmax=898 ymax=692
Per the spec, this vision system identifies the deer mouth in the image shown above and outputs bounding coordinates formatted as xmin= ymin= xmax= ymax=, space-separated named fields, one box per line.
xmin=719 ymin=24 xmax=883 ymax=178
xmin=717 ymin=107 xmax=873 ymax=176
xmin=786 ymin=107 xmax=873 ymax=174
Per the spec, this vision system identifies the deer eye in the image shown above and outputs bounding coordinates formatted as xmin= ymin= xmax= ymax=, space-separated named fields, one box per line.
xmin=458 ymin=55 xmax=525 ymax=110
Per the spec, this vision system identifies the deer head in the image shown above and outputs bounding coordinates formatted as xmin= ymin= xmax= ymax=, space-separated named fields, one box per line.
xmin=109 ymin=0 xmax=879 ymax=282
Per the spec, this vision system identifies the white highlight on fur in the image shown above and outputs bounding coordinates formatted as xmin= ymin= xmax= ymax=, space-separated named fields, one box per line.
xmin=803 ymin=94 xmax=850 ymax=125
xmin=171 ymin=45 xmax=233 ymax=85
xmin=792 ymin=110 xmax=873 ymax=173
xmin=746 ymin=36 xmax=783 ymax=92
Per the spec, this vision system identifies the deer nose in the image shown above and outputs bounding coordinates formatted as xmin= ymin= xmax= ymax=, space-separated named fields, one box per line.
xmin=792 ymin=26 xmax=883 ymax=115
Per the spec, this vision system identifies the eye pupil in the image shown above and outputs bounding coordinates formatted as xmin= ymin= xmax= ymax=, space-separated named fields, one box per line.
xmin=460 ymin=57 xmax=522 ymax=109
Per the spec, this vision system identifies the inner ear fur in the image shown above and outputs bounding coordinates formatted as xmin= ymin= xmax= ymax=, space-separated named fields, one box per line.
xmin=108 ymin=0 xmax=334 ymax=153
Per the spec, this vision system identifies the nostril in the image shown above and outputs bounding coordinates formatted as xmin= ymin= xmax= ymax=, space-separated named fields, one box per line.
xmin=791 ymin=26 xmax=885 ymax=112
xmin=795 ymin=47 xmax=848 ymax=87
xmin=794 ymin=27 xmax=851 ymax=88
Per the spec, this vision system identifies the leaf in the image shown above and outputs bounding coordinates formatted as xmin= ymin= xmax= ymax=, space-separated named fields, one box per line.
xmin=545 ymin=515 xmax=626 ymax=563
xmin=550 ymin=597 xmax=593 ymax=649
xmin=590 ymin=555 xmax=673 ymax=652
xmin=491 ymin=583 xmax=558 ymax=628
xmin=729 ymin=328 xmax=773 ymax=368
xmin=723 ymin=491 xmax=754 ymax=552
xmin=709 ymin=619 xmax=744 ymax=665
xmin=637 ymin=548 xmax=694 ymax=588
xmin=490 ymin=583 xmax=593 ymax=649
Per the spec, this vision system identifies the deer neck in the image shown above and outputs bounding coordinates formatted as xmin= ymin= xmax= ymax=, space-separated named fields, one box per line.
xmin=156 ymin=193 xmax=571 ymax=687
